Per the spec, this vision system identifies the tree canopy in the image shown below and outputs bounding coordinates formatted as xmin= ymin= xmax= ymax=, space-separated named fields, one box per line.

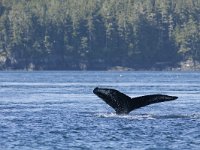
xmin=0 ymin=0 xmax=200 ymax=70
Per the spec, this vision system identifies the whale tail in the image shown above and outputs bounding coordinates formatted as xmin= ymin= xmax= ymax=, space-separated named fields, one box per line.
xmin=93 ymin=87 xmax=178 ymax=114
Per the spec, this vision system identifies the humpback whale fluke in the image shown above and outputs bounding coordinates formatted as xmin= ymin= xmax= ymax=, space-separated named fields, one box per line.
xmin=93 ymin=87 xmax=178 ymax=114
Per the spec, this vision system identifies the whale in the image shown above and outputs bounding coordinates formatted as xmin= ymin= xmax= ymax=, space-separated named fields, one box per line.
xmin=93 ymin=87 xmax=178 ymax=114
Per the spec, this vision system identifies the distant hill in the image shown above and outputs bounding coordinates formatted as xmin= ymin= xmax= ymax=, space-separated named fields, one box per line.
xmin=0 ymin=0 xmax=200 ymax=70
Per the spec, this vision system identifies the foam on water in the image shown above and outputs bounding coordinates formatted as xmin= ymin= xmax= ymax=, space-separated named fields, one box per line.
xmin=97 ymin=113 xmax=155 ymax=120
xmin=96 ymin=112 xmax=200 ymax=120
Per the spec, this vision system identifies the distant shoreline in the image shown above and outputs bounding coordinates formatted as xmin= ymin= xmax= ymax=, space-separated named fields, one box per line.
xmin=1 ymin=58 xmax=200 ymax=71
xmin=1 ymin=65 xmax=200 ymax=72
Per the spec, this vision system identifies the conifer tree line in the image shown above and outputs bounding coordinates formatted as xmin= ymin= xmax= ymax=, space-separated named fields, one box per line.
xmin=0 ymin=0 xmax=200 ymax=70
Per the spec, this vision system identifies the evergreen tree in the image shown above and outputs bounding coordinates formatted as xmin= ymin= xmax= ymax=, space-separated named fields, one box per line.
xmin=0 ymin=0 xmax=200 ymax=70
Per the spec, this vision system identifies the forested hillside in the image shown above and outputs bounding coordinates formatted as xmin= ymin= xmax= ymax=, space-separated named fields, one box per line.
xmin=0 ymin=0 xmax=200 ymax=70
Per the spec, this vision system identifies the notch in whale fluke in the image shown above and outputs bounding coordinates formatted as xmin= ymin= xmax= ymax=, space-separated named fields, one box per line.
xmin=93 ymin=87 xmax=178 ymax=114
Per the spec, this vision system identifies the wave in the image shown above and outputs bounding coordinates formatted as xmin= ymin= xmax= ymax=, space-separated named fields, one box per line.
xmin=1 ymin=81 xmax=200 ymax=87
xmin=97 ymin=113 xmax=155 ymax=120
xmin=96 ymin=113 xmax=200 ymax=120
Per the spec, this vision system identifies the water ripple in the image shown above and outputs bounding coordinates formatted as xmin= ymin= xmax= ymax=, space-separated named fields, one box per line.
xmin=0 ymin=71 xmax=200 ymax=150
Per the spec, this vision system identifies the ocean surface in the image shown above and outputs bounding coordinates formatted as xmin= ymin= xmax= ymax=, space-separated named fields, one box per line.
xmin=0 ymin=71 xmax=200 ymax=150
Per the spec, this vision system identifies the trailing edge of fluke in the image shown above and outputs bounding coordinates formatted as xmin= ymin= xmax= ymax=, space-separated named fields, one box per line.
xmin=93 ymin=87 xmax=178 ymax=114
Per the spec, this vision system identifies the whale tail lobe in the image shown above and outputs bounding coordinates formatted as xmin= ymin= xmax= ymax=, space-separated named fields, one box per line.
xmin=93 ymin=87 xmax=178 ymax=114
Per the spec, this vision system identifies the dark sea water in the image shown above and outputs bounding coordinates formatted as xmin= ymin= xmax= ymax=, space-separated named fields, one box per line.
xmin=0 ymin=71 xmax=200 ymax=150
